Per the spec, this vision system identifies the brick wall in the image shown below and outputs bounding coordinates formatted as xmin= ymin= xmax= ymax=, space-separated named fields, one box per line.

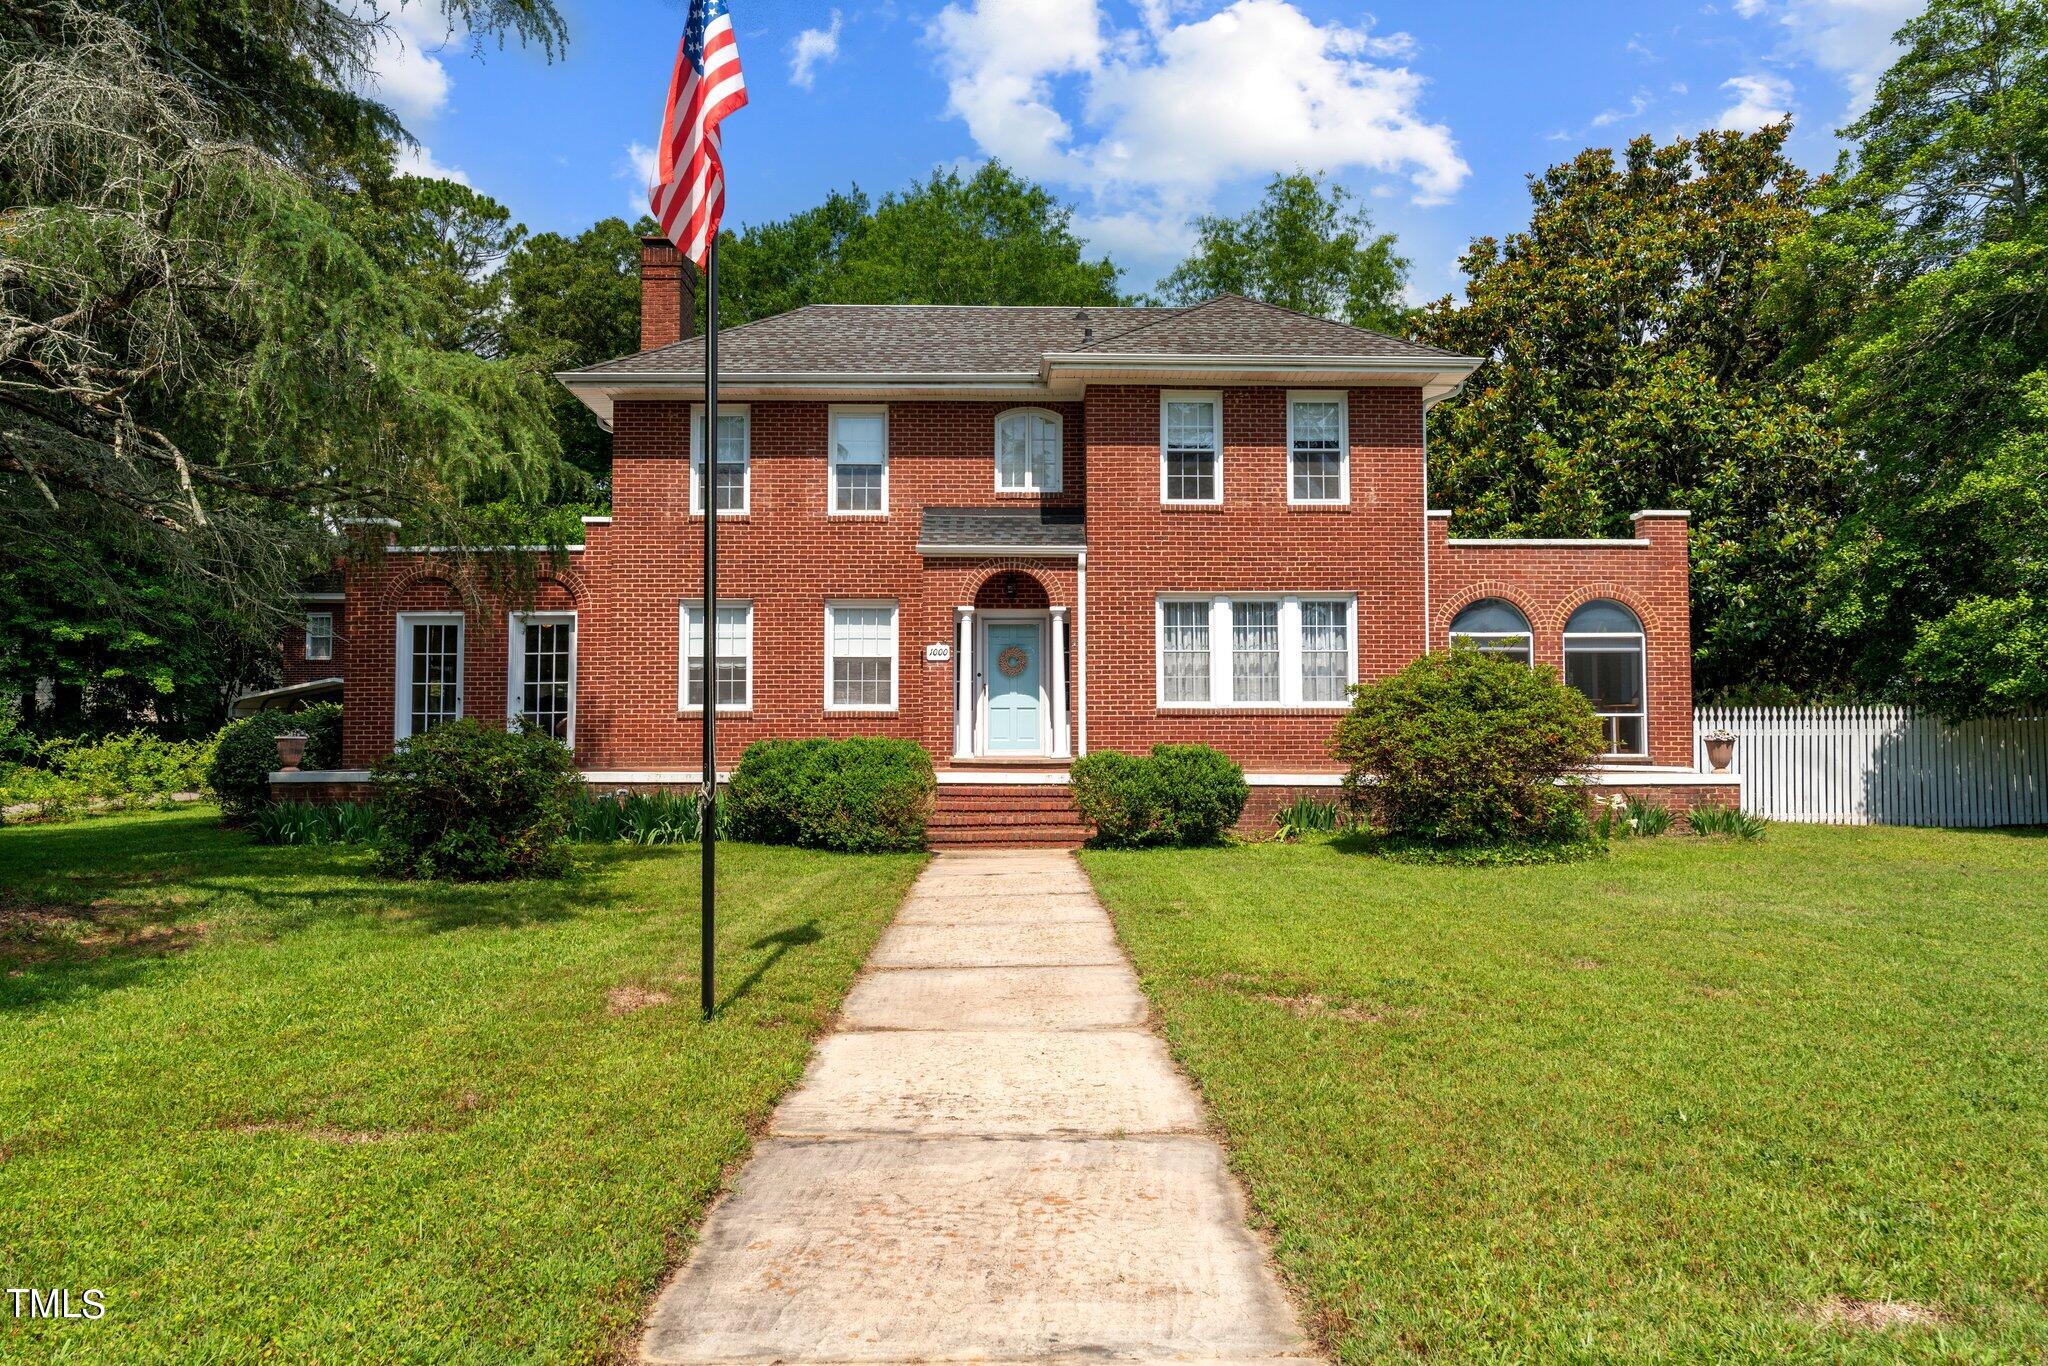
xmin=333 ymin=387 xmax=1703 ymax=780
xmin=1428 ymin=511 xmax=1695 ymax=767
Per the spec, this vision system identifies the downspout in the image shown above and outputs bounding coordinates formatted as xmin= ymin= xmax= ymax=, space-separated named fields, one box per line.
xmin=1420 ymin=413 xmax=1432 ymax=655
xmin=1076 ymin=547 xmax=1088 ymax=757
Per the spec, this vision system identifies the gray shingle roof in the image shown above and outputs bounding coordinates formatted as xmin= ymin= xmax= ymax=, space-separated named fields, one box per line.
xmin=565 ymin=296 xmax=1465 ymax=379
xmin=918 ymin=506 xmax=1086 ymax=551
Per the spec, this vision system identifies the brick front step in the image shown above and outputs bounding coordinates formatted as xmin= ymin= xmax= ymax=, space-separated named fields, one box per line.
xmin=931 ymin=783 xmax=1089 ymax=848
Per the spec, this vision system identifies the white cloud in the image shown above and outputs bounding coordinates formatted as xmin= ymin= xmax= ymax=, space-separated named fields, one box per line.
xmin=356 ymin=3 xmax=463 ymax=123
xmin=1590 ymin=91 xmax=1652 ymax=128
xmin=925 ymin=0 xmax=1466 ymax=205
xmin=392 ymin=141 xmax=469 ymax=184
xmin=1733 ymin=0 xmax=1920 ymax=112
xmin=1717 ymin=72 xmax=1793 ymax=130
xmin=789 ymin=10 xmax=844 ymax=89
xmin=619 ymin=141 xmax=659 ymax=218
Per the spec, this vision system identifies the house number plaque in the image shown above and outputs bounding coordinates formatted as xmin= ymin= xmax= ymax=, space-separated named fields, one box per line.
xmin=924 ymin=643 xmax=952 ymax=663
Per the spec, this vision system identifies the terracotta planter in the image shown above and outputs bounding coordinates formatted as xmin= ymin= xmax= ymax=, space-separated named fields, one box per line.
xmin=275 ymin=730 xmax=309 ymax=773
xmin=1704 ymin=736 xmax=1735 ymax=773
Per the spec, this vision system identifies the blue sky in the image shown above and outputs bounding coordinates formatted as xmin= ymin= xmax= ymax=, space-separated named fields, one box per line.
xmin=373 ymin=0 xmax=1923 ymax=301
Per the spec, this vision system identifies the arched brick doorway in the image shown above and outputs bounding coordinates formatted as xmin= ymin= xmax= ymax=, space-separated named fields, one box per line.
xmin=955 ymin=569 xmax=1069 ymax=761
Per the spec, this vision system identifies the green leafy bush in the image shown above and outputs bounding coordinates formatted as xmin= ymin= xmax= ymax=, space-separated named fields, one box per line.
xmin=1069 ymin=744 xmax=1248 ymax=848
xmin=1686 ymin=804 xmax=1767 ymax=839
xmin=1331 ymin=648 xmax=1603 ymax=851
xmin=370 ymin=721 xmax=581 ymax=880
xmin=207 ymin=704 xmax=342 ymax=822
xmin=724 ymin=738 xmax=932 ymax=851
xmin=1 ymin=729 xmax=214 ymax=821
xmin=249 ymin=800 xmax=379 ymax=846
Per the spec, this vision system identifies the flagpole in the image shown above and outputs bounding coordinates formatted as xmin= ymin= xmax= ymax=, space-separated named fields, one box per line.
xmin=701 ymin=235 xmax=719 ymax=1022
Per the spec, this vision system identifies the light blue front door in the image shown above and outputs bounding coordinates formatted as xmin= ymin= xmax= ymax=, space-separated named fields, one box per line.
xmin=984 ymin=622 xmax=1044 ymax=753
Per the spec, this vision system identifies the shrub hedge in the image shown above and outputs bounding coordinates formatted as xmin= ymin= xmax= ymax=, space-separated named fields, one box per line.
xmin=1069 ymin=743 xmax=1248 ymax=847
xmin=207 ymin=704 xmax=342 ymax=822
xmin=725 ymin=737 xmax=933 ymax=851
xmin=1331 ymin=647 xmax=1601 ymax=850
xmin=370 ymin=720 xmax=581 ymax=880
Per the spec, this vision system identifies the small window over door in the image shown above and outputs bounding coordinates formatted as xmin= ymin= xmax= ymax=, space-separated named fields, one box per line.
xmin=995 ymin=409 xmax=1062 ymax=493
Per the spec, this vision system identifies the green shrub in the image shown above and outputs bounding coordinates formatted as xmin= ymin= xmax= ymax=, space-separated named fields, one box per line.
xmin=1273 ymin=793 xmax=1347 ymax=840
xmin=1686 ymin=804 xmax=1767 ymax=839
xmin=724 ymin=737 xmax=932 ymax=851
xmin=1 ymin=729 xmax=214 ymax=821
xmin=725 ymin=739 xmax=832 ymax=844
xmin=569 ymin=790 xmax=725 ymax=845
xmin=207 ymin=704 xmax=342 ymax=822
xmin=249 ymin=800 xmax=379 ymax=846
xmin=1332 ymin=648 xmax=1603 ymax=850
xmin=1069 ymin=744 xmax=1248 ymax=848
xmin=370 ymin=721 xmax=581 ymax=880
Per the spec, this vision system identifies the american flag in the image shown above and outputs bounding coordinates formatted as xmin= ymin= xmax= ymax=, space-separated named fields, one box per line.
xmin=651 ymin=0 xmax=748 ymax=269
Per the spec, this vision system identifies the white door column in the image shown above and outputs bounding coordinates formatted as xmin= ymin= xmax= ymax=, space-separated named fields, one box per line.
xmin=953 ymin=606 xmax=975 ymax=758
xmin=1050 ymin=605 xmax=1071 ymax=759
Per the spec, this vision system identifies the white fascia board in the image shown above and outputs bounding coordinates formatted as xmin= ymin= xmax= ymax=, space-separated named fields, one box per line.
xmin=916 ymin=543 xmax=1086 ymax=558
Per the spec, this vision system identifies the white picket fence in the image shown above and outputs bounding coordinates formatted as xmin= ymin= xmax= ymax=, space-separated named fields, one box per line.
xmin=1693 ymin=706 xmax=2048 ymax=827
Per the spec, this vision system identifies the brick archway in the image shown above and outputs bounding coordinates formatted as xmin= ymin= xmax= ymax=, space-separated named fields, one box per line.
xmin=973 ymin=569 xmax=1051 ymax=610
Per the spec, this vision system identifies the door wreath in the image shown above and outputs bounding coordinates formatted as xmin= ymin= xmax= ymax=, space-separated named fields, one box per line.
xmin=996 ymin=645 xmax=1029 ymax=678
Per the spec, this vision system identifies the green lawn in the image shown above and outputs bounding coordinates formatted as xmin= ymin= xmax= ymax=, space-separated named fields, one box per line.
xmin=0 ymin=808 xmax=922 ymax=1362
xmin=1082 ymin=824 xmax=2048 ymax=1362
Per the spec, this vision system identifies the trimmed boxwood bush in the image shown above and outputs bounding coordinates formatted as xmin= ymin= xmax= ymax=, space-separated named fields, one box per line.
xmin=725 ymin=737 xmax=933 ymax=851
xmin=370 ymin=720 xmax=582 ymax=880
xmin=207 ymin=703 xmax=342 ymax=822
xmin=1069 ymin=743 xmax=1248 ymax=848
xmin=1331 ymin=647 xmax=1602 ymax=852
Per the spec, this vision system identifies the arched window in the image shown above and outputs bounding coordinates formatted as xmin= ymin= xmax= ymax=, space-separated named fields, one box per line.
xmin=1449 ymin=598 xmax=1532 ymax=665
xmin=995 ymin=409 xmax=1062 ymax=493
xmin=1563 ymin=600 xmax=1646 ymax=756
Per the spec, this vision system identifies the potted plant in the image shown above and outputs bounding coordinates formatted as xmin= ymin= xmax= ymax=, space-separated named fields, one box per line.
xmin=1702 ymin=728 xmax=1736 ymax=773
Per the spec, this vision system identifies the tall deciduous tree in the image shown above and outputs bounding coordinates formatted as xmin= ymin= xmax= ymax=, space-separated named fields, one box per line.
xmin=716 ymin=163 xmax=1124 ymax=324
xmin=1779 ymin=0 xmax=2048 ymax=716
xmin=1155 ymin=173 xmax=1411 ymax=334
xmin=1418 ymin=127 xmax=1855 ymax=697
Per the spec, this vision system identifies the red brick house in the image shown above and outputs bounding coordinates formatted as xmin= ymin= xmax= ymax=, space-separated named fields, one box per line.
xmin=276 ymin=240 xmax=1738 ymax=839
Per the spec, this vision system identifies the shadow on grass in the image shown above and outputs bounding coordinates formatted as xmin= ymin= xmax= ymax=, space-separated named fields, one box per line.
xmin=0 ymin=811 xmax=666 ymax=1015
xmin=718 ymin=919 xmax=824 ymax=1013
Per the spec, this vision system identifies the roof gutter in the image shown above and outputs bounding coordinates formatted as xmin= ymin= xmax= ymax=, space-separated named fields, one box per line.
xmin=915 ymin=543 xmax=1087 ymax=558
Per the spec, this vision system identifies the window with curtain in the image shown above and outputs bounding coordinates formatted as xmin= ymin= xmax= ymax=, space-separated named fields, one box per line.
xmin=1157 ymin=597 xmax=1353 ymax=706
xmin=827 ymin=603 xmax=896 ymax=709
xmin=1449 ymin=598 xmax=1533 ymax=665
xmin=691 ymin=408 xmax=748 ymax=514
xmin=831 ymin=408 xmax=888 ymax=513
xmin=1299 ymin=600 xmax=1350 ymax=701
xmin=1288 ymin=394 xmax=1346 ymax=503
xmin=995 ymin=409 xmax=1062 ymax=492
xmin=1231 ymin=600 xmax=1281 ymax=703
xmin=1562 ymin=599 xmax=1646 ymax=755
xmin=681 ymin=602 xmax=752 ymax=710
xmin=1161 ymin=601 xmax=1210 ymax=703
xmin=1161 ymin=395 xmax=1220 ymax=502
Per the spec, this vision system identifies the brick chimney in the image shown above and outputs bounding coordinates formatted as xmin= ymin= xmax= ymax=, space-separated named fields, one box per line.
xmin=639 ymin=236 xmax=699 ymax=351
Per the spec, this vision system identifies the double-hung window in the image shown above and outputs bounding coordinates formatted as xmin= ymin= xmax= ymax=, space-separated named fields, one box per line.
xmin=825 ymin=602 xmax=897 ymax=710
xmin=691 ymin=404 xmax=749 ymax=515
xmin=508 ymin=612 xmax=576 ymax=743
xmin=1160 ymin=392 xmax=1222 ymax=504
xmin=681 ymin=601 xmax=753 ymax=711
xmin=830 ymin=406 xmax=888 ymax=515
xmin=394 ymin=613 xmax=463 ymax=740
xmin=1156 ymin=596 xmax=1355 ymax=707
xmin=304 ymin=611 xmax=334 ymax=662
xmin=1563 ymin=600 xmax=1647 ymax=756
xmin=995 ymin=408 xmax=1062 ymax=493
xmin=1287 ymin=392 xmax=1348 ymax=504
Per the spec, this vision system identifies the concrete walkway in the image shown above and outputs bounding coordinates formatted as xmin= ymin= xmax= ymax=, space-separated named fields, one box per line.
xmin=640 ymin=850 xmax=1314 ymax=1365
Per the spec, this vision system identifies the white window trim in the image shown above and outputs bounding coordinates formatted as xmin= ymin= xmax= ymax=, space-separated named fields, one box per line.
xmin=1159 ymin=390 xmax=1224 ymax=506
xmin=1285 ymin=389 xmax=1350 ymax=506
xmin=1153 ymin=594 xmax=1356 ymax=709
xmin=993 ymin=407 xmax=1064 ymax=494
xmin=1562 ymin=627 xmax=1649 ymax=758
xmin=393 ymin=611 xmax=464 ymax=741
xmin=304 ymin=611 xmax=334 ymax=662
xmin=507 ymin=611 xmax=577 ymax=746
xmin=828 ymin=404 xmax=890 ymax=517
xmin=824 ymin=599 xmax=900 ymax=712
xmin=689 ymin=402 xmax=750 ymax=517
xmin=678 ymin=599 xmax=755 ymax=713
